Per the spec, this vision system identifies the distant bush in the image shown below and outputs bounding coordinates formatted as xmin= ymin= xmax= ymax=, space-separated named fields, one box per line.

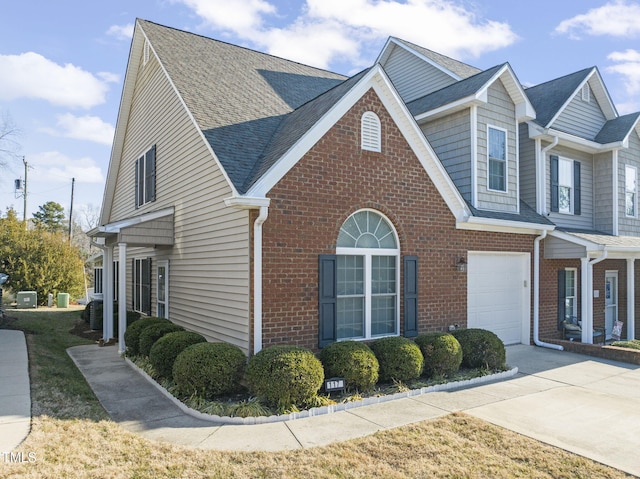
xmin=138 ymin=323 xmax=184 ymax=357
xmin=319 ymin=341 xmax=379 ymax=391
xmin=124 ymin=317 xmax=171 ymax=356
xmin=149 ymin=331 xmax=207 ymax=379
xmin=246 ymin=345 xmax=324 ymax=410
xmin=415 ymin=332 xmax=462 ymax=378
xmin=370 ymin=336 xmax=423 ymax=383
xmin=611 ymin=339 xmax=640 ymax=350
xmin=173 ymin=342 xmax=247 ymax=399
xmin=452 ymin=328 xmax=506 ymax=370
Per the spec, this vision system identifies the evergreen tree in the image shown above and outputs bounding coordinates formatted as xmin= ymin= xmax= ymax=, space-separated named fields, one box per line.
xmin=33 ymin=201 xmax=66 ymax=233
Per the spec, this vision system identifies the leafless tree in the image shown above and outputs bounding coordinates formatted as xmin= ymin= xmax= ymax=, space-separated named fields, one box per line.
xmin=0 ymin=112 xmax=21 ymax=170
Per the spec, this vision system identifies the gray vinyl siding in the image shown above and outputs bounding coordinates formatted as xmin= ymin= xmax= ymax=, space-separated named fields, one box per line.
xmin=546 ymin=145 xmax=594 ymax=230
xmin=544 ymin=236 xmax=586 ymax=259
xmin=383 ymin=45 xmax=458 ymax=103
xmin=594 ymin=152 xmax=614 ymax=234
xmin=108 ymin=47 xmax=252 ymax=353
xmin=519 ymin=123 xmax=537 ymax=209
xmin=420 ymin=109 xmax=472 ymax=201
xmin=476 ymin=81 xmax=518 ymax=213
xmin=552 ymin=84 xmax=607 ymax=140
xmin=618 ymin=130 xmax=640 ymax=236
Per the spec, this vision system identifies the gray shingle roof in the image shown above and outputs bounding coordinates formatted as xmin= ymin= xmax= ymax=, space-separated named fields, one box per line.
xmin=467 ymin=200 xmax=554 ymax=226
xmin=524 ymin=68 xmax=593 ymax=128
xmin=139 ymin=20 xmax=347 ymax=192
xmin=391 ymin=38 xmax=482 ymax=79
xmin=594 ymin=112 xmax=640 ymax=144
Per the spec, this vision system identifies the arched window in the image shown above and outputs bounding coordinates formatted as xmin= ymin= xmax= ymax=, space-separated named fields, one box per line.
xmin=361 ymin=111 xmax=381 ymax=152
xmin=335 ymin=210 xmax=399 ymax=339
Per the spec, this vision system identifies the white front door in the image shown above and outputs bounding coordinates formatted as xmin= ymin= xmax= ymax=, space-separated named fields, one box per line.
xmin=605 ymin=271 xmax=618 ymax=338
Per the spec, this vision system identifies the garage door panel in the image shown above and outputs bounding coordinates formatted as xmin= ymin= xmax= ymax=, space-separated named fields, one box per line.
xmin=467 ymin=253 xmax=529 ymax=346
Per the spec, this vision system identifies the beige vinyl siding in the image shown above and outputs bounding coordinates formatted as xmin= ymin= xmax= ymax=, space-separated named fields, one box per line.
xmin=546 ymin=145 xmax=594 ymax=230
xmin=108 ymin=46 xmax=252 ymax=353
xmin=421 ymin=109 xmax=472 ymax=201
xmin=618 ymin=131 xmax=640 ymax=236
xmin=383 ymin=45 xmax=458 ymax=103
xmin=476 ymin=81 xmax=518 ymax=213
xmin=544 ymin=236 xmax=586 ymax=259
xmin=552 ymin=84 xmax=607 ymax=140
xmin=519 ymin=123 xmax=537 ymax=209
xmin=594 ymin=152 xmax=614 ymax=234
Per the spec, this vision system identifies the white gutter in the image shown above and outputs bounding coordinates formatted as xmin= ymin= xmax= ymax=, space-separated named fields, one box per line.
xmin=533 ymin=230 xmax=563 ymax=350
xmin=253 ymin=206 xmax=269 ymax=354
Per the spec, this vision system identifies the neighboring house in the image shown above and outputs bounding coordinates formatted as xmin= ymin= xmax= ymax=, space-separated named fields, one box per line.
xmin=90 ymin=20 xmax=638 ymax=356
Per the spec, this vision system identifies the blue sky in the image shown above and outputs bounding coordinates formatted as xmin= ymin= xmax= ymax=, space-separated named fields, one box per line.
xmin=1 ymin=0 xmax=640 ymax=227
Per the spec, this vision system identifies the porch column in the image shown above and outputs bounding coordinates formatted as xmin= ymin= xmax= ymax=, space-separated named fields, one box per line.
xmin=117 ymin=243 xmax=128 ymax=354
xmin=102 ymin=245 xmax=114 ymax=341
xmin=581 ymin=257 xmax=593 ymax=344
xmin=628 ymin=258 xmax=635 ymax=340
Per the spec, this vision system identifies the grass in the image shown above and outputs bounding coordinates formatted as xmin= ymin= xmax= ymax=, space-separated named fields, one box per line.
xmin=1 ymin=308 xmax=635 ymax=478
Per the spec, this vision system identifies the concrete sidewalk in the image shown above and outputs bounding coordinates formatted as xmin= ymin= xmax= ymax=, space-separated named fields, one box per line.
xmin=66 ymin=343 xmax=640 ymax=477
xmin=0 ymin=330 xmax=30 ymax=452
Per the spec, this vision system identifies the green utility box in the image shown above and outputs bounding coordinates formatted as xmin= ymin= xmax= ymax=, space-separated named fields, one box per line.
xmin=16 ymin=291 xmax=37 ymax=309
xmin=57 ymin=293 xmax=70 ymax=308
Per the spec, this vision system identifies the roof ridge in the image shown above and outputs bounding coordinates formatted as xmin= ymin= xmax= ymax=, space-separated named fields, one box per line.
xmin=524 ymin=66 xmax=594 ymax=91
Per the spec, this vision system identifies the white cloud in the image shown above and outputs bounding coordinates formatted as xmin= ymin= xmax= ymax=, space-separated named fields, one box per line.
xmin=106 ymin=23 xmax=135 ymax=40
xmin=607 ymin=49 xmax=640 ymax=101
xmin=30 ymin=151 xmax=104 ymax=184
xmin=55 ymin=114 xmax=115 ymax=145
xmin=0 ymin=52 xmax=111 ymax=109
xmin=174 ymin=0 xmax=518 ymax=69
xmin=555 ymin=1 xmax=640 ymax=39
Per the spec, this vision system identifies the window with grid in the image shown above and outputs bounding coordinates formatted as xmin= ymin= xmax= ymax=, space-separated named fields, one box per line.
xmin=565 ymin=268 xmax=577 ymax=320
xmin=488 ymin=126 xmax=507 ymax=191
xmin=626 ymin=165 xmax=637 ymax=217
xmin=133 ymin=258 xmax=151 ymax=316
xmin=135 ymin=145 xmax=156 ymax=208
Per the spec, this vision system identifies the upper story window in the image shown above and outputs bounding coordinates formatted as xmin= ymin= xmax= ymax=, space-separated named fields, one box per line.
xmin=135 ymin=145 xmax=156 ymax=209
xmin=551 ymin=155 xmax=581 ymax=216
xmin=626 ymin=165 xmax=637 ymax=217
xmin=361 ymin=111 xmax=381 ymax=152
xmin=488 ymin=126 xmax=507 ymax=192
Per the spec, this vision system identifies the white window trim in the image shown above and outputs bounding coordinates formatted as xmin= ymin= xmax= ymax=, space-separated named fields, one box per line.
xmin=487 ymin=125 xmax=508 ymax=193
xmin=157 ymin=260 xmax=169 ymax=319
xmin=565 ymin=267 xmax=577 ymax=321
xmin=558 ymin=156 xmax=574 ymax=215
xmin=625 ymin=164 xmax=637 ymax=218
xmin=361 ymin=111 xmax=381 ymax=152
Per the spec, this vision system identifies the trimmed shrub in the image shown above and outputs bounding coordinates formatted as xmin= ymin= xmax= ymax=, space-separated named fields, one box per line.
xmin=149 ymin=330 xmax=207 ymax=379
xmin=370 ymin=337 xmax=424 ymax=383
xmin=452 ymin=328 xmax=506 ymax=370
xmin=138 ymin=323 xmax=185 ymax=357
xmin=415 ymin=332 xmax=462 ymax=378
xmin=319 ymin=341 xmax=379 ymax=391
xmin=92 ymin=302 xmax=142 ymax=335
xmin=246 ymin=345 xmax=324 ymax=409
xmin=173 ymin=342 xmax=247 ymax=398
xmin=81 ymin=301 xmax=92 ymax=323
xmin=124 ymin=317 xmax=171 ymax=356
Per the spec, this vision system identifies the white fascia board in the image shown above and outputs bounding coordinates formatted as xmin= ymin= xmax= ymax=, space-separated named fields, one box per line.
xmin=414 ymin=95 xmax=483 ymax=122
xmin=545 ymin=68 xmax=597 ymax=128
xmin=589 ymin=68 xmax=618 ymax=120
xmin=496 ymin=66 xmax=536 ymax=121
xmin=457 ymin=217 xmax=555 ymax=235
xmin=548 ymin=230 xmax=605 ymax=250
xmin=527 ymin=124 xmax=624 ymax=153
xmin=246 ymin=65 xmax=470 ymax=222
xmin=98 ymin=207 xmax=175 ymax=234
xmin=224 ymin=196 xmax=271 ymax=209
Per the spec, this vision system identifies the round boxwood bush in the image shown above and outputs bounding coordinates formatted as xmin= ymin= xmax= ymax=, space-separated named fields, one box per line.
xmin=138 ymin=323 xmax=184 ymax=357
xmin=319 ymin=341 xmax=379 ymax=391
xmin=246 ymin=345 xmax=324 ymax=409
xmin=173 ymin=342 xmax=247 ymax=399
xmin=415 ymin=332 xmax=462 ymax=378
xmin=370 ymin=336 xmax=424 ymax=383
xmin=123 ymin=317 xmax=171 ymax=356
xmin=452 ymin=328 xmax=506 ymax=370
xmin=149 ymin=330 xmax=207 ymax=379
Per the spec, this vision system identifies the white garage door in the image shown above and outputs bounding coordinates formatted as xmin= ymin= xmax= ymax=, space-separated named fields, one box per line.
xmin=467 ymin=252 xmax=530 ymax=345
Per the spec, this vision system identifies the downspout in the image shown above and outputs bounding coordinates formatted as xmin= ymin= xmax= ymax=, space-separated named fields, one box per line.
xmin=253 ymin=205 xmax=269 ymax=355
xmin=534 ymin=230 xmax=563 ymax=350
xmin=538 ymin=136 xmax=559 ymax=214
xmin=583 ymin=250 xmax=608 ymax=343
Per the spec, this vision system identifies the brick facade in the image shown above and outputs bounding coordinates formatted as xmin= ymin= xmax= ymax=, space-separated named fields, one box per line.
xmin=257 ymin=89 xmax=537 ymax=351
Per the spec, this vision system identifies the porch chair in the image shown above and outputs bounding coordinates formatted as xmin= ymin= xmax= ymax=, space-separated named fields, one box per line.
xmin=561 ymin=316 xmax=605 ymax=344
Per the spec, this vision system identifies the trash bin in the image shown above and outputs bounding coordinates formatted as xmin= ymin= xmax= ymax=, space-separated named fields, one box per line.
xmin=57 ymin=292 xmax=70 ymax=308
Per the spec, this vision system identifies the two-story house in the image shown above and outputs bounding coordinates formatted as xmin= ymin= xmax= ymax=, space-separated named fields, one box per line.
xmin=91 ymin=19 xmax=638 ymax=356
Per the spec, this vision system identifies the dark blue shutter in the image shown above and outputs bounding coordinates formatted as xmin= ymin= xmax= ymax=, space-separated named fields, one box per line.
xmin=318 ymin=255 xmax=337 ymax=347
xmin=134 ymin=158 xmax=140 ymax=209
xmin=557 ymin=269 xmax=566 ymax=330
xmin=550 ymin=155 xmax=559 ymax=213
xmin=573 ymin=160 xmax=581 ymax=216
xmin=403 ymin=256 xmax=418 ymax=337
xmin=146 ymin=145 xmax=156 ymax=203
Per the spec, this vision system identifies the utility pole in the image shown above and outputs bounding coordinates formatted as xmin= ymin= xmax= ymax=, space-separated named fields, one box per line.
xmin=68 ymin=177 xmax=75 ymax=241
xmin=22 ymin=157 xmax=28 ymax=225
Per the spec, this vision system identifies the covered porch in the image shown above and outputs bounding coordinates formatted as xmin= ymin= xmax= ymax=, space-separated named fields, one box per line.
xmin=88 ymin=207 xmax=174 ymax=353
